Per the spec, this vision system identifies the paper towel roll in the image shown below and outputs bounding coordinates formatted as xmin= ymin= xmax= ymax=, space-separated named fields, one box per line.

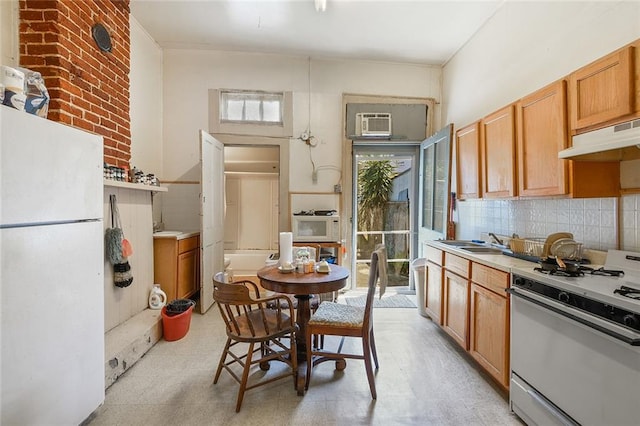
xmin=279 ymin=232 xmax=293 ymax=266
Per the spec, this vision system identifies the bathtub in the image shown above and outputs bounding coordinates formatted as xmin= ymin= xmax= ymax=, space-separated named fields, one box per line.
xmin=224 ymin=249 xmax=277 ymax=276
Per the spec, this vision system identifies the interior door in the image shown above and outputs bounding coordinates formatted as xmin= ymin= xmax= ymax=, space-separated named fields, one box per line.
xmin=418 ymin=124 xmax=453 ymax=250
xmin=199 ymin=130 xmax=224 ymax=313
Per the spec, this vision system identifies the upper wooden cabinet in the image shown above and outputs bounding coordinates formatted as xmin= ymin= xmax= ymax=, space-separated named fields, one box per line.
xmin=569 ymin=45 xmax=636 ymax=132
xmin=517 ymin=80 xmax=569 ymax=197
xmin=481 ymin=105 xmax=517 ymax=198
xmin=517 ymin=79 xmax=620 ymax=198
xmin=455 ymin=122 xmax=481 ymax=199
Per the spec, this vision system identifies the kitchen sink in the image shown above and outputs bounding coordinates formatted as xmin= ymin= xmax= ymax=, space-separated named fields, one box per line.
xmin=439 ymin=240 xmax=483 ymax=247
xmin=459 ymin=247 xmax=504 ymax=254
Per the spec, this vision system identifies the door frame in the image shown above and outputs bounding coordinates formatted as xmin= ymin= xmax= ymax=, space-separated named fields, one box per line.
xmin=351 ymin=143 xmax=420 ymax=291
xmin=211 ymin=134 xmax=290 ymax=233
xmin=341 ymin=94 xmax=436 ymax=289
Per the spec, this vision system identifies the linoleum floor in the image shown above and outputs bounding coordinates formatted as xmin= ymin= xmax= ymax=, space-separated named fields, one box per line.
xmin=90 ymin=293 xmax=524 ymax=426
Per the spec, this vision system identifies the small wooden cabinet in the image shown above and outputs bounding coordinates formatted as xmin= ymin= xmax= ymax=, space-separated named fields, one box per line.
xmin=455 ymin=122 xmax=481 ymax=200
xmin=469 ymin=263 xmax=510 ymax=389
xmin=443 ymin=270 xmax=470 ymax=350
xmin=424 ymin=246 xmax=444 ymax=325
xmin=569 ymin=45 xmax=636 ymax=132
xmin=154 ymin=234 xmax=200 ymax=302
xmin=442 ymin=253 xmax=471 ymax=350
xmin=481 ymin=105 xmax=517 ymax=198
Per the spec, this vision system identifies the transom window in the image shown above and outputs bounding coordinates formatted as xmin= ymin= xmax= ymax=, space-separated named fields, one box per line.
xmin=220 ymin=90 xmax=284 ymax=125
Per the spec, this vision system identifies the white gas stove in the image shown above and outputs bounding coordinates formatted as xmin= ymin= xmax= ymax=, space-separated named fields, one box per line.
xmin=512 ymin=250 xmax=640 ymax=317
xmin=509 ymin=250 xmax=640 ymax=426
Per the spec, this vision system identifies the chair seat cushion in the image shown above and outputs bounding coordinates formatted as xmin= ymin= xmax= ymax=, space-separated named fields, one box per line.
xmin=308 ymin=302 xmax=364 ymax=328
xmin=230 ymin=309 xmax=292 ymax=339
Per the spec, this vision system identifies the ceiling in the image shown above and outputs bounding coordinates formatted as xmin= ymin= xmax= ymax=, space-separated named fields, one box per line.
xmin=130 ymin=0 xmax=505 ymax=65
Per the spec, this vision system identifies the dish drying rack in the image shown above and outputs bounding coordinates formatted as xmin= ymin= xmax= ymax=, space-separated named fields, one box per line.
xmin=509 ymin=237 xmax=546 ymax=257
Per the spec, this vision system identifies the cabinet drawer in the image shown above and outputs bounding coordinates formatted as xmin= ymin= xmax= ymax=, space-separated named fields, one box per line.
xmin=444 ymin=253 xmax=470 ymax=278
xmin=425 ymin=246 xmax=444 ymax=266
xmin=178 ymin=236 xmax=199 ymax=254
xmin=472 ymin=263 xmax=509 ymax=295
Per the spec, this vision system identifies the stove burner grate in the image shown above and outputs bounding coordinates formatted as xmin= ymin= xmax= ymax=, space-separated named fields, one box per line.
xmin=614 ymin=285 xmax=640 ymax=300
xmin=534 ymin=267 xmax=584 ymax=277
xmin=590 ymin=267 xmax=625 ymax=277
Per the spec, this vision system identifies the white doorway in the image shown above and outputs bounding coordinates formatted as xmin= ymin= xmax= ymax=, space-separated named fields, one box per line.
xmin=351 ymin=144 xmax=420 ymax=292
xmin=223 ymin=146 xmax=280 ymax=252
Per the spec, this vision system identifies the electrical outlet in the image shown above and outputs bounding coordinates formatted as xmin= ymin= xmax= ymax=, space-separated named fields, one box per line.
xmin=334 ymin=184 xmax=342 ymax=193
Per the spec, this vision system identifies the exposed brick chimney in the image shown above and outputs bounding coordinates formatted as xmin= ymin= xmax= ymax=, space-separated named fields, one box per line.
xmin=19 ymin=0 xmax=131 ymax=168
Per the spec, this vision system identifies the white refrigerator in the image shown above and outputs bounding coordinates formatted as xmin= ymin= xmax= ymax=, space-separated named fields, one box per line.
xmin=0 ymin=105 xmax=105 ymax=424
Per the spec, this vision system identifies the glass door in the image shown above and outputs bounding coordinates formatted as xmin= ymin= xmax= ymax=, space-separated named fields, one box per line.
xmin=351 ymin=144 xmax=419 ymax=290
xmin=418 ymin=124 xmax=453 ymax=245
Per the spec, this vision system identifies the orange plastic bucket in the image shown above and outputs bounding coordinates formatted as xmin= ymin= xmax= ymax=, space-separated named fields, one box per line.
xmin=161 ymin=304 xmax=194 ymax=341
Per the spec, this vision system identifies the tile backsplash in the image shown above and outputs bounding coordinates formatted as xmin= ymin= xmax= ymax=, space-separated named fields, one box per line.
xmin=456 ymin=194 xmax=640 ymax=252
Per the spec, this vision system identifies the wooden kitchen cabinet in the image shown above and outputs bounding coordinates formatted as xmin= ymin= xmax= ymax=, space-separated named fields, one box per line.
xmin=469 ymin=263 xmax=510 ymax=389
xmin=455 ymin=122 xmax=481 ymax=199
xmin=154 ymin=234 xmax=200 ymax=301
xmin=425 ymin=246 xmax=444 ymax=325
xmin=481 ymin=105 xmax=517 ymax=198
xmin=569 ymin=45 xmax=636 ymax=132
xmin=426 ymin=244 xmax=512 ymax=389
xmin=443 ymin=270 xmax=470 ymax=350
xmin=517 ymin=80 xmax=569 ymax=197
xmin=518 ymin=79 xmax=620 ymax=198
xmin=443 ymin=253 xmax=471 ymax=350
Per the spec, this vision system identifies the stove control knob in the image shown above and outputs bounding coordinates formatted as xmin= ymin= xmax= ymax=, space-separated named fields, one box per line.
xmin=558 ymin=292 xmax=570 ymax=303
xmin=513 ymin=277 xmax=526 ymax=287
xmin=623 ymin=314 xmax=638 ymax=328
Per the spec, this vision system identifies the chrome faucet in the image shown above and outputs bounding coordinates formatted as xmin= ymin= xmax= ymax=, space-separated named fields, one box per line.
xmin=488 ymin=233 xmax=504 ymax=246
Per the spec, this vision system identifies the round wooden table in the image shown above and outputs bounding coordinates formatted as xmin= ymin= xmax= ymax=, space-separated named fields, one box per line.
xmin=257 ymin=264 xmax=349 ymax=394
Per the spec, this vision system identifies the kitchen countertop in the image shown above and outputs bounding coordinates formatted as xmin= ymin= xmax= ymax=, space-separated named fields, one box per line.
xmin=426 ymin=240 xmax=537 ymax=272
xmin=152 ymin=230 xmax=199 ymax=240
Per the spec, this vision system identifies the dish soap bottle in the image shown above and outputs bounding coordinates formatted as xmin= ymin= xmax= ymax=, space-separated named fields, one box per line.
xmin=149 ymin=284 xmax=167 ymax=310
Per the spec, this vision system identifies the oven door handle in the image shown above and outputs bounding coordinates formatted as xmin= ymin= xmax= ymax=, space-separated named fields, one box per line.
xmin=526 ymin=387 xmax=580 ymax=426
xmin=507 ymin=287 xmax=640 ymax=346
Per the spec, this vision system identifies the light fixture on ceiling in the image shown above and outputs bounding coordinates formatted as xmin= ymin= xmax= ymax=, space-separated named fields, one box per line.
xmin=315 ymin=0 xmax=327 ymax=12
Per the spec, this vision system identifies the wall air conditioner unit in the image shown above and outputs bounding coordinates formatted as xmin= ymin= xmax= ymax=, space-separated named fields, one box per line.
xmin=355 ymin=112 xmax=392 ymax=137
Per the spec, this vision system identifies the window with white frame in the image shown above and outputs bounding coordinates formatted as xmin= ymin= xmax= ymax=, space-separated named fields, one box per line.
xmin=220 ymin=90 xmax=284 ymax=125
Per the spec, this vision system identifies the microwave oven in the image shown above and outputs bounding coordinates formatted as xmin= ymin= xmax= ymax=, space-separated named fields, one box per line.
xmin=291 ymin=215 xmax=340 ymax=242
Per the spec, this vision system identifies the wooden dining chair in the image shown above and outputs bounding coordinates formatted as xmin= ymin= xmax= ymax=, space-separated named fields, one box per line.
xmin=212 ymin=277 xmax=298 ymax=412
xmin=304 ymin=245 xmax=386 ymax=399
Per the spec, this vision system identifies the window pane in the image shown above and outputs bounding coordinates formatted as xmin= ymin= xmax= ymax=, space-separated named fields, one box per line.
xmin=226 ymin=100 xmax=244 ymax=121
xmin=244 ymin=100 xmax=261 ymax=121
xmin=262 ymin=100 xmax=281 ymax=122
xmin=220 ymin=90 xmax=284 ymax=125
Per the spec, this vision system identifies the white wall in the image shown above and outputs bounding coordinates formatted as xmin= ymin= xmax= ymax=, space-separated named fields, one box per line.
xmin=0 ymin=0 xmax=18 ymax=67
xmin=443 ymin=1 xmax=640 ymax=252
xmin=158 ymin=50 xmax=441 ymax=229
xmin=154 ymin=49 xmax=441 ymax=236
xmin=129 ymin=17 xmax=163 ymax=176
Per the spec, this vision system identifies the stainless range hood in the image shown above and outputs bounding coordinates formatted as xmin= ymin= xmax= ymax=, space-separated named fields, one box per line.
xmin=559 ymin=118 xmax=640 ymax=161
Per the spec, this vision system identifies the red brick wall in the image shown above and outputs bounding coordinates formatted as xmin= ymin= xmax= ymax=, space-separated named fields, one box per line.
xmin=19 ymin=0 xmax=131 ymax=168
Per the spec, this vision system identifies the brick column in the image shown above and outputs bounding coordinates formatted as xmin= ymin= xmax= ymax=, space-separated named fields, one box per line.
xmin=19 ymin=0 xmax=131 ymax=167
